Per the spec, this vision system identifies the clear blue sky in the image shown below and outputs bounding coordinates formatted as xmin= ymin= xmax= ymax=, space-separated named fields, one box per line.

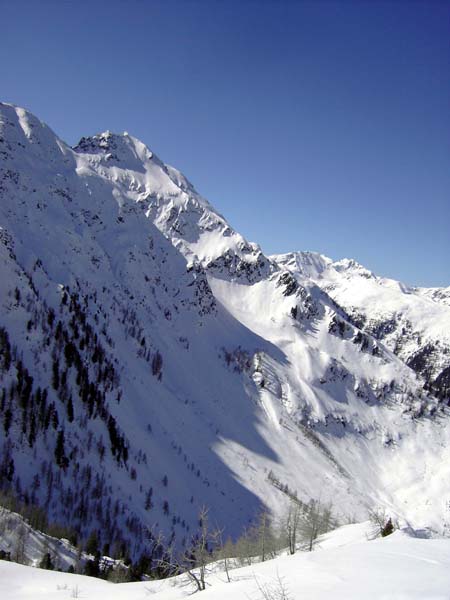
xmin=1 ymin=0 xmax=449 ymax=286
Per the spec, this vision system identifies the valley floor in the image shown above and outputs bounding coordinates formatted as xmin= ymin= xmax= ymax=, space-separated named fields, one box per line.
xmin=1 ymin=523 xmax=449 ymax=599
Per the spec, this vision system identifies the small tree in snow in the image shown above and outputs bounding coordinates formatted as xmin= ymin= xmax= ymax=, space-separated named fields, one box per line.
xmin=254 ymin=570 xmax=292 ymax=600
xmin=13 ymin=523 xmax=28 ymax=564
xmin=368 ymin=508 xmax=396 ymax=539
xmin=282 ymin=500 xmax=302 ymax=555
xmin=160 ymin=506 xmax=221 ymax=592
xmin=213 ymin=531 xmax=234 ymax=583
xmin=181 ymin=506 xmax=219 ymax=591
xmin=39 ymin=551 xmax=55 ymax=570
xmin=299 ymin=499 xmax=334 ymax=551
xmin=381 ymin=517 xmax=394 ymax=537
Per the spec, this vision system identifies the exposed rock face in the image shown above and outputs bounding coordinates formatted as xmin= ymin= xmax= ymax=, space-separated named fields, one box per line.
xmin=274 ymin=251 xmax=450 ymax=403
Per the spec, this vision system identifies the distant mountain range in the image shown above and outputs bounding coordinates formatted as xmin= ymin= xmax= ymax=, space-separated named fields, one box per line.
xmin=0 ymin=102 xmax=449 ymax=558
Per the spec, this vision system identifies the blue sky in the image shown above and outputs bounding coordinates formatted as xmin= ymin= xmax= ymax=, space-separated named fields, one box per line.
xmin=1 ymin=0 xmax=449 ymax=286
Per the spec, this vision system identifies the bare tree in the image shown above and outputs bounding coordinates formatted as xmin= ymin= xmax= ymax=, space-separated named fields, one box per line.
xmin=255 ymin=509 xmax=278 ymax=562
xmin=14 ymin=523 xmax=28 ymax=564
xmin=213 ymin=530 xmax=233 ymax=583
xmin=184 ymin=506 xmax=212 ymax=591
xmin=233 ymin=509 xmax=281 ymax=566
xmin=161 ymin=506 xmax=221 ymax=592
xmin=281 ymin=499 xmax=302 ymax=555
xmin=299 ymin=499 xmax=335 ymax=551
xmin=254 ymin=570 xmax=292 ymax=600
xmin=234 ymin=525 xmax=257 ymax=566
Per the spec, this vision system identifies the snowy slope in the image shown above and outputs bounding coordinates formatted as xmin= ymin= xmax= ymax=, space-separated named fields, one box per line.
xmin=0 ymin=506 xmax=79 ymax=570
xmin=1 ymin=103 xmax=450 ymax=563
xmin=273 ymin=251 xmax=450 ymax=401
xmin=2 ymin=524 xmax=450 ymax=600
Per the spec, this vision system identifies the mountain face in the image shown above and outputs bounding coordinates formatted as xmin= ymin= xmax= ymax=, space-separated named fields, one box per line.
xmin=273 ymin=252 xmax=450 ymax=402
xmin=1 ymin=103 xmax=450 ymax=560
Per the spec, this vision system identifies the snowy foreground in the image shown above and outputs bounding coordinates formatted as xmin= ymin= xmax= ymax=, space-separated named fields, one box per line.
xmin=2 ymin=524 xmax=450 ymax=600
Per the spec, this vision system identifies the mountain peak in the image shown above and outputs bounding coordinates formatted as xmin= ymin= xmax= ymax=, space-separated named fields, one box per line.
xmin=332 ymin=257 xmax=375 ymax=279
xmin=271 ymin=251 xmax=333 ymax=280
xmin=73 ymin=130 xmax=155 ymax=167
xmin=0 ymin=102 xmax=66 ymax=163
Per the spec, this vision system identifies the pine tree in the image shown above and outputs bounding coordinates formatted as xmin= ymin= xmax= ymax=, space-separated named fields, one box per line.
xmin=67 ymin=396 xmax=74 ymax=422
xmin=52 ymin=360 xmax=60 ymax=391
xmin=54 ymin=429 xmax=68 ymax=469
xmin=381 ymin=517 xmax=394 ymax=537
xmin=3 ymin=408 xmax=13 ymax=435
xmin=39 ymin=552 xmax=54 ymax=570
xmin=85 ymin=531 xmax=99 ymax=556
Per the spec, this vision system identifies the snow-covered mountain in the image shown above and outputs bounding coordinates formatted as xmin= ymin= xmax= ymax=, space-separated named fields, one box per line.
xmin=1 ymin=103 xmax=449 ymax=561
xmin=273 ymin=251 xmax=450 ymax=402
xmin=0 ymin=505 xmax=80 ymax=570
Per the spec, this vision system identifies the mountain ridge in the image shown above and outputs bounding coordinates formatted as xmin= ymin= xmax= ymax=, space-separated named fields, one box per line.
xmin=273 ymin=250 xmax=450 ymax=401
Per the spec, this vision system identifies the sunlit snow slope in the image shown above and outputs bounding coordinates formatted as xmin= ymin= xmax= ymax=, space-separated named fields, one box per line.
xmin=2 ymin=524 xmax=450 ymax=600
